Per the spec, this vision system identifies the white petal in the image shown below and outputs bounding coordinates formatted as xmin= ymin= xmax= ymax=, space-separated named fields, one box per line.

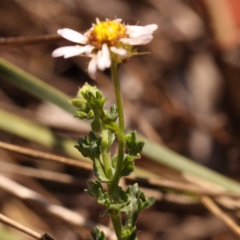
xmin=52 ymin=45 xmax=91 ymax=58
xmin=64 ymin=45 xmax=94 ymax=58
xmin=83 ymin=45 xmax=95 ymax=55
xmin=126 ymin=24 xmax=158 ymax=38
xmin=110 ymin=47 xmax=127 ymax=56
xmin=88 ymin=55 xmax=97 ymax=79
xmin=101 ymin=44 xmax=111 ymax=68
xmin=97 ymin=50 xmax=105 ymax=71
xmin=126 ymin=26 xmax=143 ymax=33
xmin=52 ymin=46 xmax=80 ymax=58
xmin=57 ymin=28 xmax=88 ymax=44
xmin=120 ymin=35 xmax=153 ymax=45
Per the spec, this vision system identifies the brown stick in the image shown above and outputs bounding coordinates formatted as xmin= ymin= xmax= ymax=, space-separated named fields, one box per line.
xmin=201 ymin=196 xmax=240 ymax=236
xmin=0 ymin=141 xmax=92 ymax=170
xmin=0 ymin=34 xmax=62 ymax=47
xmin=0 ymin=212 xmax=42 ymax=239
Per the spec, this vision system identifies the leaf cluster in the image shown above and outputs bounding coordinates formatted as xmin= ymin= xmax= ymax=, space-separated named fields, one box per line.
xmin=70 ymin=83 xmax=155 ymax=240
xmin=86 ymin=182 xmax=155 ymax=240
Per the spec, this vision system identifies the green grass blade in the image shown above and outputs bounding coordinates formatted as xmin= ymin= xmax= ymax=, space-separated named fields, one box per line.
xmin=0 ymin=57 xmax=75 ymax=115
xmin=139 ymin=135 xmax=240 ymax=194
xmin=0 ymin=108 xmax=86 ymax=161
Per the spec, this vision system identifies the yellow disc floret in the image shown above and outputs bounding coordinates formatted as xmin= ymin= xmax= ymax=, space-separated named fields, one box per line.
xmin=88 ymin=19 xmax=127 ymax=48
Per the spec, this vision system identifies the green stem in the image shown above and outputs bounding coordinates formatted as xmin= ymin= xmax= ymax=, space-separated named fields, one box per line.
xmin=107 ymin=63 xmax=125 ymax=240
xmin=110 ymin=62 xmax=125 ymax=189
xmin=110 ymin=210 xmax=124 ymax=240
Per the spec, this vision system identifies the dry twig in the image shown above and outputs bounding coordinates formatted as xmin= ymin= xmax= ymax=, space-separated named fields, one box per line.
xmin=0 ymin=212 xmax=53 ymax=240
xmin=0 ymin=174 xmax=116 ymax=240
xmin=0 ymin=34 xmax=62 ymax=47
xmin=201 ymin=196 xmax=240 ymax=236
xmin=0 ymin=141 xmax=91 ymax=170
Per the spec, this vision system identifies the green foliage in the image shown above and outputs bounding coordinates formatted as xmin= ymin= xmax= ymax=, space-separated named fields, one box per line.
xmin=126 ymin=132 xmax=145 ymax=157
xmin=85 ymin=181 xmax=155 ymax=240
xmin=70 ymin=83 xmax=125 ymax=140
xmin=122 ymin=184 xmax=155 ymax=239
xmin=75 ymin=132 xmax=111 ymax=182
xmin=90 ymin=227 xmax=106 ymax=240
xmin=112 ymin=154 xmax=135 ymax=177
xmin=70 ymin=83 xmax=154 ymax=240
xmin=75 ymin=131 xmax=101 ymax=161
xmin=111 ymin=132 xmax=145 ymax=177
xmin=85 ymin=181 xmax=103 ymax=198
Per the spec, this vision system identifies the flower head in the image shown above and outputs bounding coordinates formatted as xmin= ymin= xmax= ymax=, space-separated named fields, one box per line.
xmin=52 ymin=19 xmax=158 ymax=79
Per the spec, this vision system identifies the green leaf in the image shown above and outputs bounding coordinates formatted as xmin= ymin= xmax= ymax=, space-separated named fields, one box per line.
xmin=85 ymin=181 xmax=111 ymax=207
xmin=97 ymin=188 xmax=111 ymax=207
xmin=90 ymin=227 xmax=106 ymax=240
xmin=75 ymin=131 xmax=111 ymax=182
xmin=121 ymin=184 xmax=155 ymax=238
xmin=70 ymin=83 xmax=124 ymax=135
xmin=74 ymin=131 xmax=101 ymax=161
xmin=111 ymin=155 xmax=118 ymax=169
xmin=121 ymin=155 xmax=134 ymax=177
xmin=101 ymin=130 xmax=115 ymax=151
xmin=101 ymin=114 xmax=125 ymax=140
xmin=93 ymin=157 xmax=111 ymax=182
xmin=126 ymin=132 xmax=145 ymax=157
xmin=85 ymin=181 xmax=103 ymax=198
xmin=112 ymin=154 xmax=135 ymax=177
xmin=109 ymin=104 xmax=118 ymax=121
xmin=70 ymin=98 xmax=90 ymax=113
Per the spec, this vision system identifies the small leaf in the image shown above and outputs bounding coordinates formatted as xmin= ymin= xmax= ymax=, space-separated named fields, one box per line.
xmin=91 ymin=117 xmax=102 ymax=132
xmin=74 ymin=131 xmax=101 ymax=161
xmin=97 ymin=188 xmax=111 ymax=207
xmin=121 ymin=184 xmax=155 ymax=237
xmin=126 ymin=131 xmax=145 ymax=156
xmin=90 ymin=227 xmax=106 ymax=240
xmin=85 ymin=181 xmax=103 ymax=198
xmin=121 ymin=155 xmax=134 ymax=177
xmin=75 ymin=110 xmax=88 ymax=119
xmin=112 ymin=154 xmax=135 ymax=177
xmin=111 ymin=155 xmax=118 ymax=169
xmin=93 ymin=157 xmax=111 ymax=182
xmin=109 ymin=104 xmax=118 ymax=121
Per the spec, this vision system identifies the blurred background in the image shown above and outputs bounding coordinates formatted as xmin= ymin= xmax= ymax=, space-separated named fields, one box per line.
xmin=1 ymin=0 xmax=240 ymax=239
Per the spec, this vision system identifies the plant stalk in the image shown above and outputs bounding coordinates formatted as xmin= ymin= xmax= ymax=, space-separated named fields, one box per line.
xmin=110 ymin=63 xmax=125 ymax=187
xmin=107 ymin=63 xmax=126 ymax=240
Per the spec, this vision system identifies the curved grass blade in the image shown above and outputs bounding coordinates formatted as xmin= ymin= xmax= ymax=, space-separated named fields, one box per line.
xmin=0 ymin=57 xmax=75 ymax=115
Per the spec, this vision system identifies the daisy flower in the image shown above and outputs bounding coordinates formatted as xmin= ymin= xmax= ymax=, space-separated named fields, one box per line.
xmin=52 ymin=19 xmax=158 ymax=79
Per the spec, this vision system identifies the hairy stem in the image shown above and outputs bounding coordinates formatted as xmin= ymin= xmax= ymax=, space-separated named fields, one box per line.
xmin=107 ymin=63 xmax=126 ymax=240
xmin=110 ymin=63 xmax=125 ymax=187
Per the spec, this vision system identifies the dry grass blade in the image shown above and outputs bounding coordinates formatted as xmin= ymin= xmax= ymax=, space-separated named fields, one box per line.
xmin=0 ymin=174 xmax=116 ymax=240
xmin=127 ymin=176 xmax=240 ymax=199
xmin=0 ymin=141 xmax=91 ymax=170
xmin=0 ymin=212 xmax=43 ymax=239
xmin=0 ymin=162 xmax=87 ymax=185
xmin=2 ymin=141 xmax=240 ymax=199
xmin=201 ymin=196 xmax=240 ymax=236
xmin=0 ymin=34 xmax=62 ymax=47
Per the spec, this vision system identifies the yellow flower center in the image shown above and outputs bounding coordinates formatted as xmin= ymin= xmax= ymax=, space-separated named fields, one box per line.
xmin=88 ymin=20 xmax=127 ymax=48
